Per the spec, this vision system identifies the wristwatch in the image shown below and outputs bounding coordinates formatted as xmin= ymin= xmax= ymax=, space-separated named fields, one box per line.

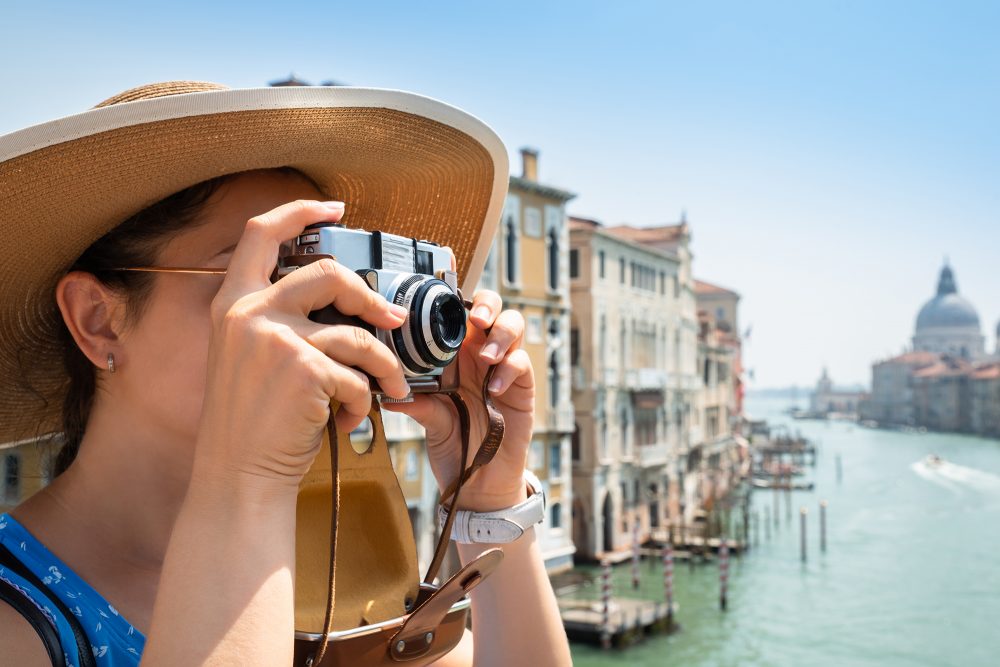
xmin=437 ymin=469 xmax=546 ymax=544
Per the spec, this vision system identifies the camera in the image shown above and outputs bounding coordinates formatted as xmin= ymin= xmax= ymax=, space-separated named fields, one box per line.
xmin=278 ymin=224 xmax=466 ymax=394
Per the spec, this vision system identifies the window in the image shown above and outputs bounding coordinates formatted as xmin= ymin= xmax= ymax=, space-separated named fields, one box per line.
xmin=550 ymin=503 xmax=562 ymax=529
xmin=619 ymin=257 xmax=625 ymax=283
xmin=526 ymin=315 xmax=543 ymax=344
xmin=4 ymin=454 xmax=19 ymax=503
xmin=570 ymin=327 xmax=580 ymax=366
xmin=549 ymin=442 xmax=562 ymax=478
xmin=504 ymin=214 xmax=519 ymax=285
xmin=572 ymin=424 xmax=581 ymax=462
xmin=621 ymin=407 xmax=630 ymax=458
xmin=569 ymin=248 xmax=579 ymax=279
xmin=405 ymin=449 xmax=420 ymax=481
xmin=548 ymin=351 xmax=559 ymax=408
xmin=598 ymin=250 xmax=605 ymax=278
xmin=600 ymin=419 xmax=608 ymax=460
xmin=659 ymin=271 xmax=665 ymax=294
xmin=548 ymin=227 xmax=560 ymax=290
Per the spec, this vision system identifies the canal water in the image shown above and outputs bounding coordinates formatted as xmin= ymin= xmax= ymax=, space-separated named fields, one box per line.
xmin=568 ymin=394 xmax=1000 ymax=666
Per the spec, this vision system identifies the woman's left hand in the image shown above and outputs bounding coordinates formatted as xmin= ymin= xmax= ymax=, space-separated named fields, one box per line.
xmin=381 ymin=287 xmax=534 ymax=512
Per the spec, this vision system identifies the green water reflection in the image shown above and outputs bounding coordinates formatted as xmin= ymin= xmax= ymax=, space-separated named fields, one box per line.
xmin=568 ymin=395 xmax=1000 ymax=666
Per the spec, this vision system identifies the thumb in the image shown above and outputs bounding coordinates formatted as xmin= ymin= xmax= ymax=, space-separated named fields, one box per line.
xmin=380 ymin=395 xmax=455 ymax=442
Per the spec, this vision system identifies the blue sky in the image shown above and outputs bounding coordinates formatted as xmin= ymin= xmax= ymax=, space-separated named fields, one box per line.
xmin=3 ymin=1 xmax=998 ymax=388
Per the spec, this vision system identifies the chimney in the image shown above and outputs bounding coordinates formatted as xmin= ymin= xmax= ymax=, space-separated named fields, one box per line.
xmin=520 ymin=147 xmax=539 ymax=181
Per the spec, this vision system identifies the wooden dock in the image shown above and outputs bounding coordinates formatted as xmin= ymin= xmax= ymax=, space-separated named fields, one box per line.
xmin=559 ymin=597 xmax=677 ymax=647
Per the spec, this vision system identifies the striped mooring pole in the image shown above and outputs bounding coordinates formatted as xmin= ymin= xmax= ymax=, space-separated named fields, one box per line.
xmin=719 ymin=538 xmax=730 ymax=611
xmin=631 ymin=519 xmax=641 ymax=590
xmin=662 ymin=541 xmax=674 ymax=621
xmin=601 ymin=558 xmax=612 ymax=649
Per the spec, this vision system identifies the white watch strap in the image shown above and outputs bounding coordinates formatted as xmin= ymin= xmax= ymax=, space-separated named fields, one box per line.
xmin=438 ymin=469 xmax=546 ymax=544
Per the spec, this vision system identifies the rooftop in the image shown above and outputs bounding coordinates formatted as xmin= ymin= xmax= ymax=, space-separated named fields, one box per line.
xmin=604 ymin=223 xmax=688 ymax=247
xmin=694 ymin=279 xmax=740 ymax=298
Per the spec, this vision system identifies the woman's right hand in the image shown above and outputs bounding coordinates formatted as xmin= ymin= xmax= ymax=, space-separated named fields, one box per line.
xmin=193 ymin=200 xmax=411 ymax=493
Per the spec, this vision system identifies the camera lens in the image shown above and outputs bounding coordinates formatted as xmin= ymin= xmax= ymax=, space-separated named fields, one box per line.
xmin=389 ymin=276 xmax=467 ymax=374
xmin=430 ymin=293 xmax=466 ymax=352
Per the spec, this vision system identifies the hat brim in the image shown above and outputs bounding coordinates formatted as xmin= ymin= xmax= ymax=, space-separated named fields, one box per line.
xmin=0 ymin=86 xmax=509 ymax=446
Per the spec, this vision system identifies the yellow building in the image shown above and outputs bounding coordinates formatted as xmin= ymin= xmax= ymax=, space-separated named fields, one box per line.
xmin=478 ymin=148 xmax=576 ymax=572
xmin=1 ymin=438 xmax=60 ymax=512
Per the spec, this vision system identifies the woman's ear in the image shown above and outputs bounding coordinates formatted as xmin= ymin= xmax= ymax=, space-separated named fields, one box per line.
xmin=55 ymin=271 xmax=129 ymax=370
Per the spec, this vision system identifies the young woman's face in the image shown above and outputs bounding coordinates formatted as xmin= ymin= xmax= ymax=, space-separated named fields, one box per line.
xmin=116 ymin=170 xmax=325 ymax=446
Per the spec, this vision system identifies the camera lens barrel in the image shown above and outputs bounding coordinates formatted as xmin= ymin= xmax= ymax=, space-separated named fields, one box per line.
xmin=389 ymin=276 xmax=466 ymax=374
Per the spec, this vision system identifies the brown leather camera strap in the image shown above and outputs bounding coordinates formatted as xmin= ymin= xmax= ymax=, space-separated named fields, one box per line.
xmin=310 ymin=365 xmax=506 ymax=666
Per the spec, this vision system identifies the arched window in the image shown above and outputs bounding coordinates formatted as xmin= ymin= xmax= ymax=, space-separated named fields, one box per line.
xmin=549 ymin=351 xmax=559 ymax=408
xmin=621 ymin=407 xmax=630 ymax=458
xmin=550 ymin=503 xmax=562 ymax=529
xmin=504 ymin=213 xmax=519 ymax=285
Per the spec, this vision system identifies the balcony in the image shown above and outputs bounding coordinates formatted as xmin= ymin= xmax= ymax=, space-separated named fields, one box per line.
xmin=624 ymin=368 xmax=667 ymax=390
xmin=638 ymin=442 xmax=670 ymax=467
xmin=544 ymin=403 xmax=575 ymax=433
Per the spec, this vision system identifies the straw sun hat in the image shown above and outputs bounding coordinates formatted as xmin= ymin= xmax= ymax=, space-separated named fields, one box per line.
xmin=0 ymin=81 xmax=509 ymax=447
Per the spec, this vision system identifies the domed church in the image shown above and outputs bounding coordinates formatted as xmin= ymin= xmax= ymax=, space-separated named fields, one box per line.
xmin=912 ymin=262 xmax=984 ymax=359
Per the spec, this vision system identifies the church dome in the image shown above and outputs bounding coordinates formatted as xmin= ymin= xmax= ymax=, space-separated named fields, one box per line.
xmin=915 ymin=264 xmax=981 ymax=331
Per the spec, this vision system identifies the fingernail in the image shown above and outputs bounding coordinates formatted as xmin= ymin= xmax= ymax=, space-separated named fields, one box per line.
xmin=389 ymin=303 xmax=408 ymax=318
xmin=481 ymin=342 xmax=500 ymax=361
xmin=473 ymin=306 xmax=490 ymax=321
xmin=322 ymin=201 xmax=345 ymax=210
xmin=488 ymin=377 xmax=504 ymax=394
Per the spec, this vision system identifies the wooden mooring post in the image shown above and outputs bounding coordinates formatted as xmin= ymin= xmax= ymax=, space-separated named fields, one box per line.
xmin=662 ymin=542 xmax=674 ymax=622
xmin=800 ymin=507 xmax=808 ymax=563
xmin=631 ymin=519 xmax=641 ymax=590
xmin=820 ymin=500 xmax=828 ymax=553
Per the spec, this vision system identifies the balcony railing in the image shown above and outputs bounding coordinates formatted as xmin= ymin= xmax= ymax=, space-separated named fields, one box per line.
xmin=638 ymin=442 xmax=670 ymax=467
xmin=544 ymin=403 xmax=575 ymax=433
xmin=625 ymin=367 xmax=668 ymax=390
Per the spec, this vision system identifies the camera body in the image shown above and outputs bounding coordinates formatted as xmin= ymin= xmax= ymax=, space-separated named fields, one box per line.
xmin=278 ymin=224 xmax=466 ymax=394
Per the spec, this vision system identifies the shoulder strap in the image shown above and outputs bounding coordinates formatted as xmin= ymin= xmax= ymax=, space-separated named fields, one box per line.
xmin=0 ymin=543 xmax=97 ymax=667
xmin=0 ymin=575 xmax=66 ymax=666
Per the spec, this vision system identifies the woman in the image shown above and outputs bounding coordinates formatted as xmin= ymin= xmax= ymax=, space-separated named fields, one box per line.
xmin=0 ymin=82 xmax=572 ymax=666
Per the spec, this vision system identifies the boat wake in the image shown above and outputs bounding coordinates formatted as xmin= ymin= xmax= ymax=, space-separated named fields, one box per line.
xmin=911 ymin=458 xmax=1000 ymax=495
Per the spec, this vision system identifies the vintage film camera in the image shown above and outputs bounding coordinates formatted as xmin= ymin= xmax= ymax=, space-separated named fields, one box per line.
xmin=278 ymin=223 xmax=466 ymax=393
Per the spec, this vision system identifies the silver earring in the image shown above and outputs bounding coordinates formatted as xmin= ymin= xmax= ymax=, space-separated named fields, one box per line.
xmin=107 ymin=353 xmax=116 ymax=374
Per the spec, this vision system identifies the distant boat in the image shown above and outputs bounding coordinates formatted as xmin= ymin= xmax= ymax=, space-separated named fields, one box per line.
xmin=925 ymin=454 xmax=943 ymax=468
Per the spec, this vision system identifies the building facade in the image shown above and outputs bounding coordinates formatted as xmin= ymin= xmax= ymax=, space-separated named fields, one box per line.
xmin=809 ymin=368 xmax=866 ymax=417
xmin=601 ymin=223 xmax=701 ymax=538
xmin=568 ymin=218 xmax=685 ymax=559
xmin=969 ymin=363 xmax=1000 ymax=438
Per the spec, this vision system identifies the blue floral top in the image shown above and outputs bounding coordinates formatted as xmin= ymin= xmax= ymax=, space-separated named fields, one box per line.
xmin=0 ymin=513 xmax=145 ymax=666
